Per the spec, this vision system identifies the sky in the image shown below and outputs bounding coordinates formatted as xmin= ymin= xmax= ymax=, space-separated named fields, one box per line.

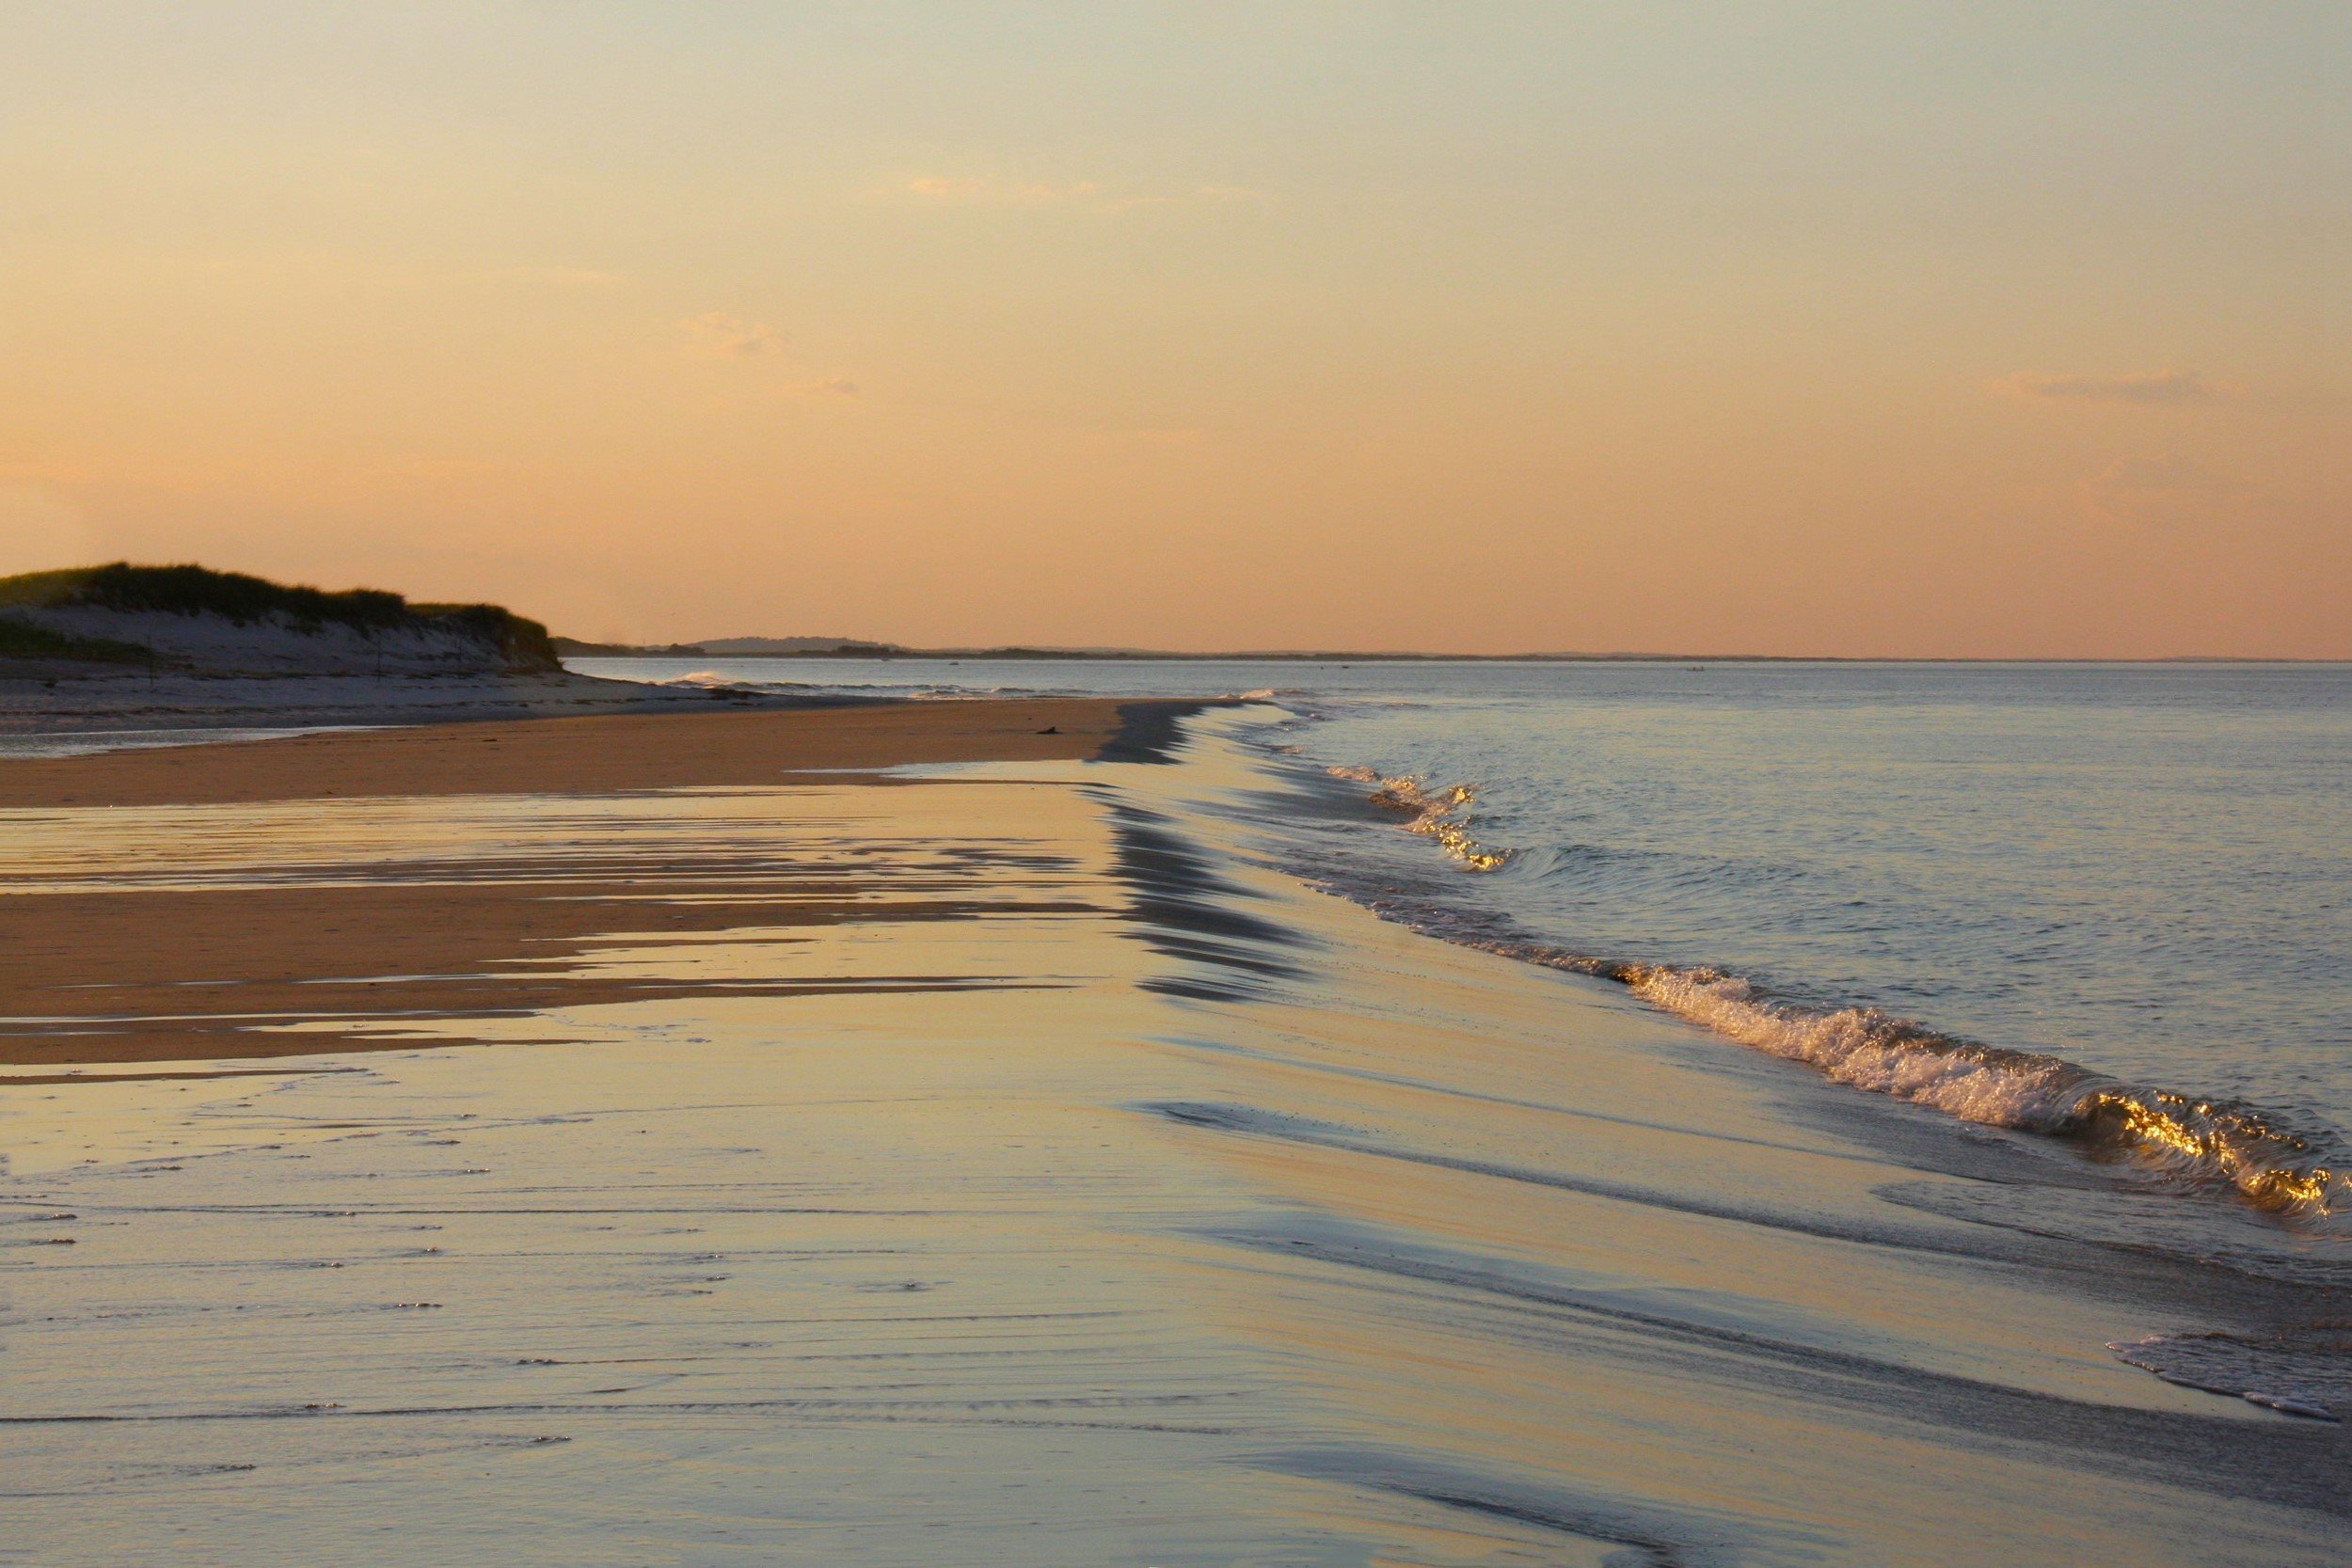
xmin=1 ymin=4 xmax=2344 ymax=656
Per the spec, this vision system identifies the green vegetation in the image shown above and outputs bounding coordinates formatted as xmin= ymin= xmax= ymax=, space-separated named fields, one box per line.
xmin=0 ymin=562 xmax=560 ymax=670
xmin=0 ymin=615 xmax=160 ymax=665
xmin=404 ymin=602 xmax=563 ymax=669
xmin=0 ymin=562 xmax=405 ymax=627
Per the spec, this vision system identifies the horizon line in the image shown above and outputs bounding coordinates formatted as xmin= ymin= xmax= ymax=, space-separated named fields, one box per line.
xmin=556 ymin=640 xmax=2349 ymax=667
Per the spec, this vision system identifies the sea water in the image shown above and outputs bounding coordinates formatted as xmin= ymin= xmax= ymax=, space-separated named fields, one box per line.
xmin=580 ymin=657 xmax=2352 ymax=1223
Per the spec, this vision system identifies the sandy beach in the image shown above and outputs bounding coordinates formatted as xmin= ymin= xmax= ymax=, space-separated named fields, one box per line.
xmin=0 ymin=696 xmax=1142 ymax=807
xmin=0 ymin=666 xmax=788 ymax=752
xmin=8 ymin=6 xmax=2339 ymax=1560
xmin=3 ymin=697 xmax=2345 ymax=1565
xmin=0 ymin=700 xmax=1140 ymax=1068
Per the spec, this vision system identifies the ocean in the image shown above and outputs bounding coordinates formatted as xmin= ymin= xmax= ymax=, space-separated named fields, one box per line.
xmin=580 ymin=657 xmax=2352 ymax=1231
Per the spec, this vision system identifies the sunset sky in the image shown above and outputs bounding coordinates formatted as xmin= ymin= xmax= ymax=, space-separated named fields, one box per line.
xmin=3 ymin=5 xmax=2344 ymax=656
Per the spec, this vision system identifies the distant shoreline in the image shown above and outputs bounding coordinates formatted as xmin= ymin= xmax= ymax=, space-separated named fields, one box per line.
xmin=563 ymin=646 xmax=2346 ymax=666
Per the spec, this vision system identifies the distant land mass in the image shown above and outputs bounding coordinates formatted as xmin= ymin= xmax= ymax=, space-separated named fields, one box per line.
xmin=0 ymin=568 xmax=2306 ymax=673
xmin=551 ymin=636 xmax=1699 ymax=662
xmin=553 ymin=638 xmax=2316 ymax=664
xmin=3 ymin=563 xmax=561 ymax=674
xmin=700 ymin=636 xmax=900 ymax=655
xmin=0 ymin=563 xmax=760 ymax=738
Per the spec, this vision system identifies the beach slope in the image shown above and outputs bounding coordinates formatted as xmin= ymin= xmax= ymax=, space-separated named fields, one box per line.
xmin=0 ymin=699 xmax=2344 ymax=1566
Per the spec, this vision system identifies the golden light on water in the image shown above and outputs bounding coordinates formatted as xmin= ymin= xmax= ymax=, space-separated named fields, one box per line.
xmin=2075 ymin=1089 xmax=2338 ymax=1219
xmin=1346 ymin=764 xmax=2345 ymax=1229
xmin=1358 ymin=776 xmax=1507 ymax=872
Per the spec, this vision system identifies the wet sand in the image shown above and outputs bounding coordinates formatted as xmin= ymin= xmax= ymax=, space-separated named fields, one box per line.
xmin=0 ymin=701 xmax=1135 ymax=1065
xmin=2 ymin=702 xmax=2344 ymax=1564
xmin=0 ymin=696 xmax=1136 ymax=807
xmin=0 ymin=665 xmax=775 ymax=746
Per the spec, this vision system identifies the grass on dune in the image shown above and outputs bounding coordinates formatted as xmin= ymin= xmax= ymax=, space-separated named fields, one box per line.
xmin=0 ymin=563 xmax=561 ymax=670
xmin=0 ymin=615 xmax=160 ymax=665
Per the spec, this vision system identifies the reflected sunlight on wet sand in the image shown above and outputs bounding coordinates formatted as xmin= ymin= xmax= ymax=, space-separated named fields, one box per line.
xmin=2 ymin=702 xmax=2344 ymax=1565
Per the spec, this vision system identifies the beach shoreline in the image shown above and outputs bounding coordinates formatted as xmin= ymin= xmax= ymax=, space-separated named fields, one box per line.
xmin=0 ymin=697 xmax=1197 ymax=1068
xmin=0 ymin=665 xmax=791 ymax=747
xmin=0 ymin=694 xmax=1181 ymax=807
xmin=3 ymin=694 xmax=2345 ymax=1564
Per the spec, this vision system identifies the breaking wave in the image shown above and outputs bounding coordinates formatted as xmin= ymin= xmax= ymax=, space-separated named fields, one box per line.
xmin=1320 ymin=767 xmax=2345 ymax=1227
xmin=1327 ymin=767 xmax=1505 ymax=870
xmin=1568 ymin=955 xmax=2339 ymax=1222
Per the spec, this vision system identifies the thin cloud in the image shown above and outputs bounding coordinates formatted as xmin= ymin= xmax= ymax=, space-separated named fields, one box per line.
xmin=680 ymin=315 xmax=855 ymax=402
xmin=682 ymin=311 xmax=783 ymax=358
xmin=2077 ymin=453 xmax=2255 ymax=529
xmin=2000 ymin=369 xmax=2236 ymax=406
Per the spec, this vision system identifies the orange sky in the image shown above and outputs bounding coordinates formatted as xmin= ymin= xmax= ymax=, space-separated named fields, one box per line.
xmin=3 ymin=7 xmax=2344 ymax=655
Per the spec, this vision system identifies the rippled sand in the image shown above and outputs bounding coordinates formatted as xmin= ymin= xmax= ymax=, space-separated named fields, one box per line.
xmin=2 ymin=703 xmax=2344 ymax=1565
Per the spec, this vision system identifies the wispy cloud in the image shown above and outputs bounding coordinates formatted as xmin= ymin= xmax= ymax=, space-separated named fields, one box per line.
xmin=2077 ymin=453 xmax=2255 ymax=528
xmin=1999 ymin=369 xmax=2236 ymax=406
xmin=680 ymin=314 xmax=857 ymax=404
xmin=896 ymin=176 xmax=1264 ymax=214
xmin=682 ymin=311 xmax=783 ymax=358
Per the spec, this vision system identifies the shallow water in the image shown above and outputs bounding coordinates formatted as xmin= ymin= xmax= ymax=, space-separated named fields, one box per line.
xmin=581 ymin=658 xmax=2352 ymax=1226
xmin=5 ymin=705 xmax=2348 ymax=1563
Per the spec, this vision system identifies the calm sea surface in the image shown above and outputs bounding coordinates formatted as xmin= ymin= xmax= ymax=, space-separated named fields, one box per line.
xmin=579 ymin=657 xmax=2352 ymax=1212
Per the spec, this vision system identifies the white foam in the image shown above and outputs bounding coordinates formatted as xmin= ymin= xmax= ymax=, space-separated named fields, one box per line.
xmin=1328 ymin=767 xmax=1505 ymax=870
xmin=1518 ymin=954 xmax=2344 ymax=1222
xmin=1620 ymin=966 xmax=2081 ymax=1129
xmin=1316 ymin=751 xmax=2345 ymax=1224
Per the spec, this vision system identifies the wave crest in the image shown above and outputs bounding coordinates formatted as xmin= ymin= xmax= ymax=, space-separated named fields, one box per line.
xmin=1328 ymin=767 xmax=1505 ymax=871
xmin=1478 ymin=944 xmax=2342 ymax=1223
xmin=1314 ymin=752 xmax=2344 ymax=1225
